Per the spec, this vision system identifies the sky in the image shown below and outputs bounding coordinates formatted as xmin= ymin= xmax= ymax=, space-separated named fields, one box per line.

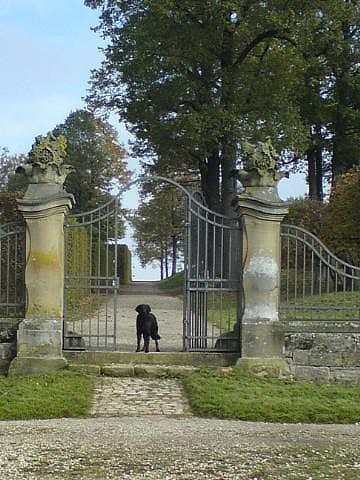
xmin=0 ymin=0 xmax=307 ymax=280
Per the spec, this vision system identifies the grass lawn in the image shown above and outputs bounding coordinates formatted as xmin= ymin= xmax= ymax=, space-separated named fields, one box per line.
xmin=158 ymin=271 xmax=184 ymax=295
xmin=280 ymin=290 xmax=360 ymax=321
xmin=0 ymin=370 xmax=95 ymax=421
xmin=183 ymin=368 xmax=360 ymax=424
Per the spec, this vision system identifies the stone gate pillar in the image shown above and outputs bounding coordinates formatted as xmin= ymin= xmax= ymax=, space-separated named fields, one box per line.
xmin=232 ymin=139 xmax=290 ymax=377
xmin=9 ymin=134 xmax=75 ymax=376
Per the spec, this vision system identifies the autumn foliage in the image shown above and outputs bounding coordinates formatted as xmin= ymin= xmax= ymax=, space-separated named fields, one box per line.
xmin=284 ymin=198 xmax=326 ymax=237
xmin=285 ymin=168 xmax=360 ymax=265
xmin=321 ymin=168 xmax=360 ymax=265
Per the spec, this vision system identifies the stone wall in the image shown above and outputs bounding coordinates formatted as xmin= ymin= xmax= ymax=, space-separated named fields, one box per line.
xmin=284 ymin=321 xmax=360 ymax=384
xmin=0 ymin=318 xmax=20 ymax=375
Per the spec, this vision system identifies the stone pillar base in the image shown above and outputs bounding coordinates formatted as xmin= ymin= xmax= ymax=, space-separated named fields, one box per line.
xmin=8 ymin=317 xmax=67 ymax=376
xmin=8 ymin=356 xmax=67 ymax=376
xmin=236 ymin=357 xmax=291 ymax=379
xmin=241 ymin=321 xmax=285 ymax=357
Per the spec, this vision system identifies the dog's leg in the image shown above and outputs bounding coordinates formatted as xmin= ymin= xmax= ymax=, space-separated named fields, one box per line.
xmin=155 ymin=339 xmax=160 ymax=352
xmin=143 ymin=335 xmax=150 ymax=353
xmin=136 ymin=333 xmax=142 ymax=352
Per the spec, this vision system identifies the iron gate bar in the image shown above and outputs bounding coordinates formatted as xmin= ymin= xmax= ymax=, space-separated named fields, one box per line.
xmin=64 ymin=197 xmax=119 ymax=350
xmin=0 ymin=221 xmax=26 ymax=319
xmin=184 ymin=188 xmax=241 ymax=352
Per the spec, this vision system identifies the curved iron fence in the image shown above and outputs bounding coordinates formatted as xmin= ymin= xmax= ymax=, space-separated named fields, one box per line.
xmin=280 ymin=224 xmax=360 ymax=322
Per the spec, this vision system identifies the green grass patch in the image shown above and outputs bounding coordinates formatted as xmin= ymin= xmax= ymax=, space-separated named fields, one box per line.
xmin=207 ymin=291 xmax=238 ymax=331
xmin=280 ymin=289 xmax=360 ymax=321
xmin=0 ymin=370 xmax=95 ymax=420
xmin=183 ymin=368 xmax=360 ymax=423
xmin=158 ymin=271 xmax=184 ymax=295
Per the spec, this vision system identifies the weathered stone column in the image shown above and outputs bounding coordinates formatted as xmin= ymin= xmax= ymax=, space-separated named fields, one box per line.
xmin=232 ymin=139 xmax=290 ymax=377
xmin=9 ymin=134 xmax=74 ymax=376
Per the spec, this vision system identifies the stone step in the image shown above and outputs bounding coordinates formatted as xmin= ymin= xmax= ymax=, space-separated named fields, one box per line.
xmin=68 ymin=362 xmax=202 ymax=378
xmin=64 ymin=351 xmax=239 ymax=368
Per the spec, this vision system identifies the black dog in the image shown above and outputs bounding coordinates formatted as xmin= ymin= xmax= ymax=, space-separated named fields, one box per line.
xmin=135 ymin=304 xmax=161 ymax=353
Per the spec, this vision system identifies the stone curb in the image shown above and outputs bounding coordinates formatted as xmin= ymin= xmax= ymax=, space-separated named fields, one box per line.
xmin=68 ymin=363 xmax=200 ymax=378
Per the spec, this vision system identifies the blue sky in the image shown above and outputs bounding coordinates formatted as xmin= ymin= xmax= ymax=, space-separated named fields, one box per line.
xmin=0 ymin=1 xmax=306 ymax=279
xmin=0 ymin=0 xmax=105 ymax=153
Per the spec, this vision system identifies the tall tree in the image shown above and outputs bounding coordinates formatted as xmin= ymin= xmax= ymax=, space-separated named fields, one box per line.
xmin=0 ymin=148 xmax=27 ymax=192
xmin=325 ymin=0 xmax=360 ymax=181
xmin=53 ymin=109 xmax=130 ymax=212
xmin=85 ymin=0 xmax=312 ymax=213
xmin=131 ymin=187 xmax=183 ymax=278
xmin=293 ymin=0 xmax=360 ymax=196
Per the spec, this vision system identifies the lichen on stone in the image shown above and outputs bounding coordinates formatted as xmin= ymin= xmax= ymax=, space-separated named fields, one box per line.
xmin=16 ymin=132 xmax=75 ymax=185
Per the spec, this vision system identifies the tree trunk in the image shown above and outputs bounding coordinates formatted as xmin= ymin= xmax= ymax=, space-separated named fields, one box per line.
xmin=219 ymin=24 xmax=237 ymax=216
xmin=307 ymin=140 xmax=323 ymax=201
xmin=221 ymin=139 xmax=237 ymax=215
xmin=199 ymin=149 xmax=221 ymax=212
xmin=165 ymin=247 xmax=169 ymax=278
xmin=160 ymin=254 xmax=164 ymax=280
xmin=315 ymin=143 xmax=323 ymax=201
xmin=171 ymin=235 xmax=177 ymax=276
xmin=331 ymin=22 xmax=353 ymax=184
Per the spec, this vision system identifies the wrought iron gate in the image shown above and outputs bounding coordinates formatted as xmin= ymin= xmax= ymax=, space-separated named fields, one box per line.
xmin=63 ymin=199 xmax=119 ymax=350
xmin=63 ymin=176 xmax=243 ymax=352
xmin=0 ymin=222 xmax=26 ymax=320
xmin=183 ymin=191 xmax=242 ymax=352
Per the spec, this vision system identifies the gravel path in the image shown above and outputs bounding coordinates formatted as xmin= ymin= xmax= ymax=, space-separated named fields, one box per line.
xmin=78 ymin=281 xmax=220 ymax=351
xmin=115 ymin=282 xmax=184 ymax=352
xmin=0 ymin=416 xmax=359 ymax=479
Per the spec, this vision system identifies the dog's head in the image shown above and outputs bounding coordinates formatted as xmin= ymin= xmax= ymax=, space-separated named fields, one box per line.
xmin=135 ymin=304 xmax=151 ymax=315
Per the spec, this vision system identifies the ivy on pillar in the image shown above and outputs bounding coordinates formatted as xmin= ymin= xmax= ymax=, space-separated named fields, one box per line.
xmin=232 ymin=139 xmax=290 ymax=378
xmin=8 ymin=133 xmax=75 ymax=376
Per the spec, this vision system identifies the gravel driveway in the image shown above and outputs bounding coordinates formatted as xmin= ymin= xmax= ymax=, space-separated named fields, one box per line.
xmin=1 ymin=416 xmax=359 ymax=479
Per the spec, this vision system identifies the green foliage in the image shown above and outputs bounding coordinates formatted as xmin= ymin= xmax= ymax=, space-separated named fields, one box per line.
xmin=53 ymin=109 xmax=130 ymax=213
xmin=85 ymin=0 xmax=313 ymax=211
xmin=65 ymin=223 xmax=91 ymax=311
xmin=85 ymin=1 xmax=360 ymax=203
xmin=0 ymin=148 xmax=27 ymax=193
xmin=0 ymin=192 xmax=24 ymax=223
xmin=321 ymin=168 xmax=360 ymax=264
xmin=116 ymin=245 xmax=132 ymax=285
xmin=183 ymin=368 xmax=360 ymax=423
xmin=0 ymin=371 xmax=95 ymax=420
xmin=158 ymin=271 xmax=184 ymax=294
xmin=207 ymin=291 xmax=238 ymax=331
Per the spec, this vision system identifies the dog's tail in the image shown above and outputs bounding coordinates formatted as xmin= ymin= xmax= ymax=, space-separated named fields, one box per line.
xmin=151 ymin=334 xmax=161 ymax=340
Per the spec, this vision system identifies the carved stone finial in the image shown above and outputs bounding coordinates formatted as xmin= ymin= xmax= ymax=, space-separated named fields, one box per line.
xmin=243 ymin=138 xmax=277 ymax=175
xmin=17 ymin=133 xmax=75 ymax=185
xmin=234 ymin=138 xmax=288 ymax=188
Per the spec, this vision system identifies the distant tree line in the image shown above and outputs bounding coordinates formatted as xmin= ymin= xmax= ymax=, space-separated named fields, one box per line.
xmin=0 ymin=109 xmax=130 ymax=214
